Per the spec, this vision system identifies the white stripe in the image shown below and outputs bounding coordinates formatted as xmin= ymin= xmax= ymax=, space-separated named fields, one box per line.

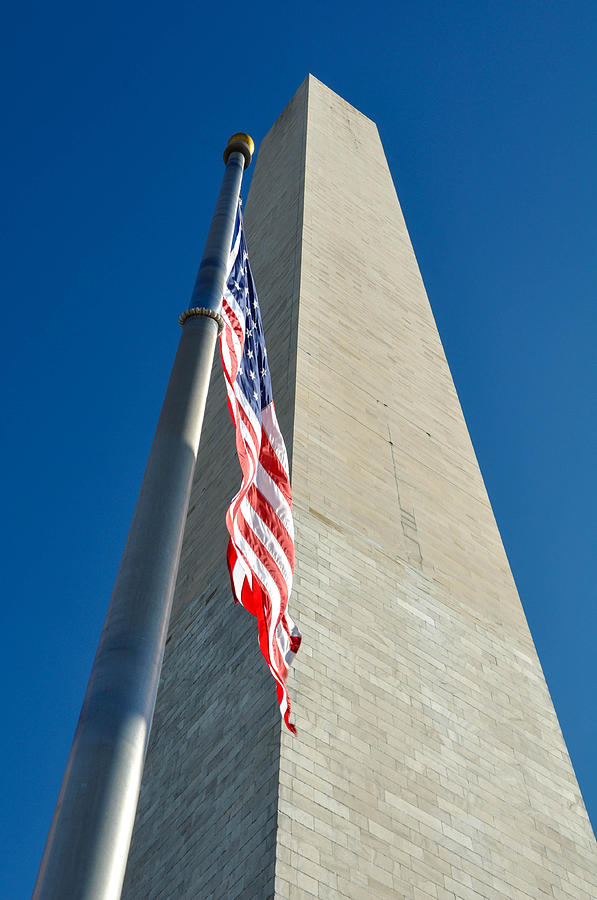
xmin=226 ymin=384 xmax=262 ymax=468
xmin=256 ymin=463 xmax=294 ymax=540
xmin=275 ymin=620 xmax=300 ymax=669
xmin=220 ymin=308 xmax=243 ymax=373
xmin=223 ymin=283 xmax=246 ymax=325
xmin=221 ymin=304 xmax=245 ymax=362
xmin=281 ymin=619 xmax=301 ymax=667
xmin=225 ymin=380 xmax=237 ymax=414
xmin=227 ymin=225 xmax=241 ymax=277
xmin=232 ymin=554 xmax=251 ymax=595
xmin=220 ymin=317 xmax=242 ymax=373
xmin=234 ymin=382 xmax=262 ymax=440
xmin=220 ymin=330 xmax=235 ymax=379
xmin=225 ymin=418 xmax=258 ymax=521
xmin=276 ymin=621 xmax=290 ymax=660
xmin=239 ymin=496 xmax=292 ymax=591
xmin=239 ymin=420 xmax=259 ymax=474
xmin=262 ymin=403 xmax=289 ymax=475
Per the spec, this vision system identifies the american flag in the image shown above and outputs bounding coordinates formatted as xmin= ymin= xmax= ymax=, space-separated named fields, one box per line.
xmin=219 ymin=204 xmax=301 ymax=734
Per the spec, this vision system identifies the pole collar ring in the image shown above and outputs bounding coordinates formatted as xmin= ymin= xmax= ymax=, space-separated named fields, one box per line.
xmin=179 ymin=307 xmax=225 ymax=334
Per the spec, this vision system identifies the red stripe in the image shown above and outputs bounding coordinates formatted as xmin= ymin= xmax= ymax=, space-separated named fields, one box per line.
xmin=260 ymin=427 xmax=292 ymax=508
xmin=235 ymin=394 xmax=261 ymax=459
xmin=226 ymin=426 xmax=256 ymax=525
xmin=222 ymin=395 xmax=253 ymax=536
xmin=235 ymin=512 xmax=289 ymax=607
xmin=222 ymin=298 xmax=244 ymax=356
xmin=246 ymin=483 xmax=295 ymax=572
xmin=220 ymin=322 xmax=240 ymax=384
xmin=225 ymin=399 xmax=261 ymax=528
xmin=221 ymin=329 xmax=238 ymax=381
xmin=221 ymin=376 xmax=260 ymax=473
xmin=221 ymin=366 xmax=261 ymax=458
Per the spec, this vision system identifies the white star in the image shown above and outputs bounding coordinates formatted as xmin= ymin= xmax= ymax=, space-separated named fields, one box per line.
xmin=249 ymin=370 xmax=255 ymax=380
xmin=253 ymin=390 xmax=258 ymax=401
xmin=247 ymin=348 xmax=253 ymax=359
xmin=261 ymin=367 xmax=266 ymax=377
xmin=233 ymin=279 xmax=240 ymax=291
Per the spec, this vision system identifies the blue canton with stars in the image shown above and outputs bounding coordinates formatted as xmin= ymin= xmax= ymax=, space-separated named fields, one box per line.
xmin=227 ymin=212 xmax=272 ymax=422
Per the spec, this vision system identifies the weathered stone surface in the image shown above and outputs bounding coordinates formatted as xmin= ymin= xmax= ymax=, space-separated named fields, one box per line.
xmin=124 ymin=76 xmax=597 ymax=899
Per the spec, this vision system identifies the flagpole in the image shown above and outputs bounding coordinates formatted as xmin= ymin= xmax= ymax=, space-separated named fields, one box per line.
xmin=34 ymin=133 xmax=254 ymax=900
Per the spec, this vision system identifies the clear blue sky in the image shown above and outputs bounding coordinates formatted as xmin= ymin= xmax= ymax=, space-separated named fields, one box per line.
xmin=1 ymin=1 xmax=595 ymax=895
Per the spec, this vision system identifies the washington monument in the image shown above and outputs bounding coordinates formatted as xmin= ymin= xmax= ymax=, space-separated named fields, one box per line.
xmin=85 ymin=76 xmax=597 ymax=898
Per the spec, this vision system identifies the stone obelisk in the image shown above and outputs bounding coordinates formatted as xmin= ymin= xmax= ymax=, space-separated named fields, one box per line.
xmin=123 ymin=76 xmax=597 ymax=899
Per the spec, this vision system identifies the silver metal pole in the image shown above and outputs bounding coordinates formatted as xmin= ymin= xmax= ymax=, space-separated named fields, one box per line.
xmin=34 ymin=133 xmax=254 ymax=900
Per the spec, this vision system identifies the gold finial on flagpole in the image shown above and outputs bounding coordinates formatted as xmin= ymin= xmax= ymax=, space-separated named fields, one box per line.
xmin=223 ymin=133 xmax=254 ymax=169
